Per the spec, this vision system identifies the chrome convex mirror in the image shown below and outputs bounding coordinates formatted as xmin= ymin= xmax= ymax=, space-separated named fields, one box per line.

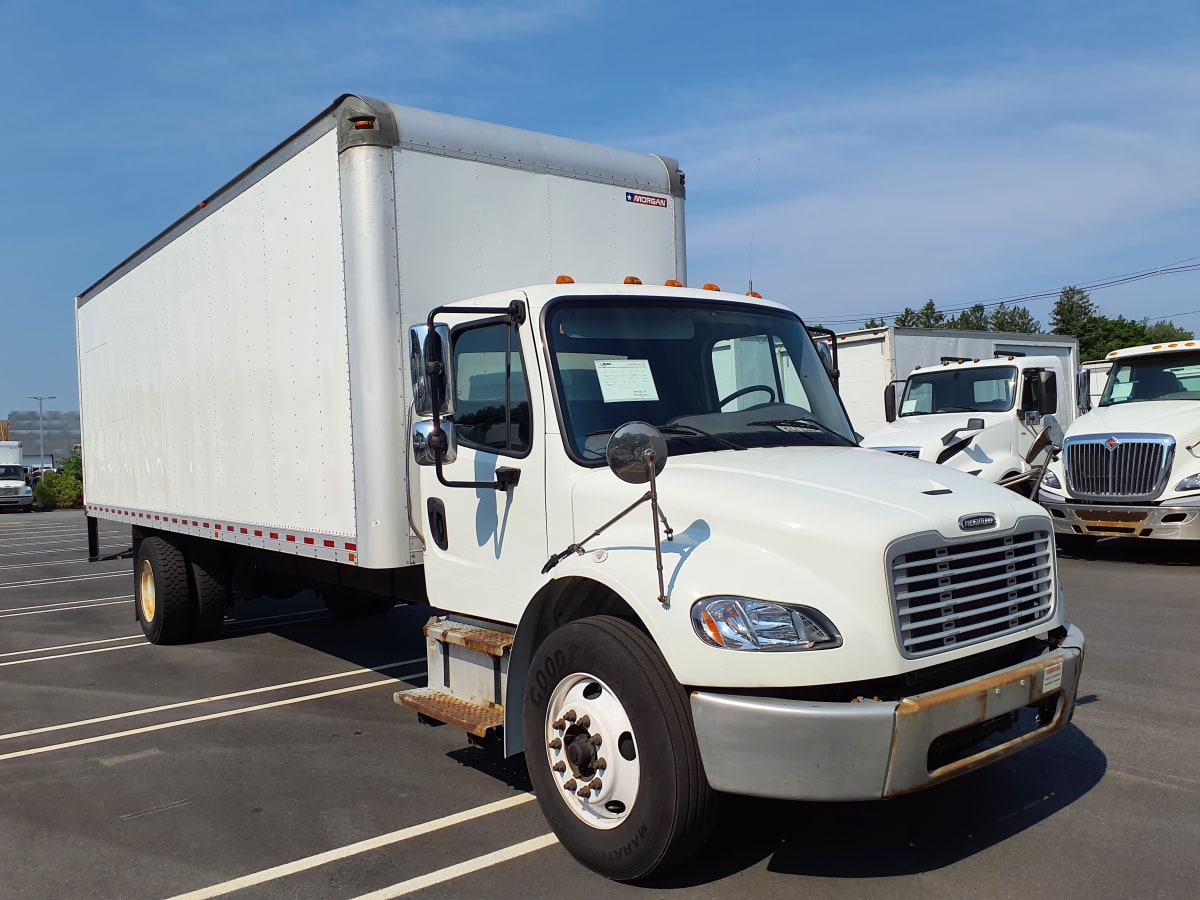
xmin=408 ymin=323 xmax=455 ymax=418
xmin=606 ymin=421 xmax=668 ymax=484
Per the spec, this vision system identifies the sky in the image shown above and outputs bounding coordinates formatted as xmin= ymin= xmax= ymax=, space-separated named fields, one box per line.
xmin=2 ymin=0 xmax=1198 ymax=417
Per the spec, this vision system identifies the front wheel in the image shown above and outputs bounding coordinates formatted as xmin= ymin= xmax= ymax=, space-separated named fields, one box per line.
xmin=523 ymin=616 xmax=715 ymax=881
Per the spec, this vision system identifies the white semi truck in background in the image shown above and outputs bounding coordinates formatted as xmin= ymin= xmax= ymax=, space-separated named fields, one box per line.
xmin=829 ymin=327 xmax=1079 ymax=484
xmin=1039 ymin=340 xmax=1200 ymax=542
xmin=0 ymin=441 xmax=34 ymax=512
xmin=76 ymin=94 xmax=1084 ymax=881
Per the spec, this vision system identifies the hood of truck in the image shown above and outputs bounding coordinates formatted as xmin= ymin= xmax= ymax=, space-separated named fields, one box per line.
xmin=860 ymin=413 xmax=1020 ymax=477
xmin=1066 ymin=401 xmax=1200 ymax=442
xmin=564 ymin=445 xmax=1057 ymax=687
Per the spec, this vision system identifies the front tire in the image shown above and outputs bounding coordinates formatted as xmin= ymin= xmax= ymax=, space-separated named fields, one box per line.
xmin=523 ymin=616 xmax=715 ymax=881
xmin=135 ymin=537 xmax=192 ymax=644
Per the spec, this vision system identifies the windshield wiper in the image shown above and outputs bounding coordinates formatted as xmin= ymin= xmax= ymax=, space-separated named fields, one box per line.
xmin=747 ymin=418 xmax=857 ymax=445
xmin=656 ymin=424 xmax=746 ymax=451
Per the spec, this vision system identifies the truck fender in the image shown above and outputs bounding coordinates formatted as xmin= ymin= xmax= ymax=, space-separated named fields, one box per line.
xmin=502 ymin=575 xmax=643 ymax=757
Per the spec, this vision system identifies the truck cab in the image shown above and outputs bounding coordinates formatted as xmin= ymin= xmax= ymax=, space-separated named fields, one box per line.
xmin=861 ymin=355 xmax=1069 ymax=483
xmin=1039 ymin=341 xmax=1200 ymax=540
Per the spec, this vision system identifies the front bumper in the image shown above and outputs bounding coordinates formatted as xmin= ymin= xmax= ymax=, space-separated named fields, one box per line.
xmin=0 ymin=495 xmax=33 ymax=509
xmin=690 ymin=624 xmax=1084 ymax=801
xmin=1039 ymin=495 xmax=1200 ymax=540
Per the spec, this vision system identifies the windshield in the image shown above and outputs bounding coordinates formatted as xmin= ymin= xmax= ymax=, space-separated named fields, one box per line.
xmin=545 ymin=297 xmax=855 ymax=462
xmin=1100 ymin=350 xmax=1200 ymax=405
xmin=0 ymin=465 xmax=23 ymax=480
xmin=899 ymin=365 xmax=1017 ymax=417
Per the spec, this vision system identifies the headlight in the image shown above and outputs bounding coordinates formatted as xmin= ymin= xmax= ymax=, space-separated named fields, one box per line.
xmin=691 ymin=597 xmax=841 ymax=651
xmin=21 ymin=485 xmax=32 ymax=496
xmin=1175 ymin=473 xmax=1200 ymax=492
xmin=1042 ymin=469 xmax=1061 ymax=489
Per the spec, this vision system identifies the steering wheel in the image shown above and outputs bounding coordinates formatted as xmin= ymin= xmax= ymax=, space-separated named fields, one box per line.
xmin=719 ymin=384 xmax=776 ymax=408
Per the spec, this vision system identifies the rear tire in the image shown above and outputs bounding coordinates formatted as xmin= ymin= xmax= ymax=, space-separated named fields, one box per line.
xmin=523 ymin=616 xmax=715 ymax=881
xmin=135 ymin=537 xmax=192 ymax=644
xmin=188 ymin=546 xmax=229 ymax=640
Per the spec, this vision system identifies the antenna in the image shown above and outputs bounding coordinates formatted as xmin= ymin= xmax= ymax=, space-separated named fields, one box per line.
xmin=748 ymin=159 xmax=760 ymax=295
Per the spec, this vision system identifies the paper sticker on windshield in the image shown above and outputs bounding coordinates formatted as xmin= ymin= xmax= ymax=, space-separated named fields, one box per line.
xmin=595 ymin=359 xmax=659 ymax=402
xmin=1042 ymin=660 xmax=1064 ymax=693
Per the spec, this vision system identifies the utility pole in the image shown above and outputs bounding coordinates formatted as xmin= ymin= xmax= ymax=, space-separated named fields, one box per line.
xmin=27 ymin=395 xmax=55 ymax=468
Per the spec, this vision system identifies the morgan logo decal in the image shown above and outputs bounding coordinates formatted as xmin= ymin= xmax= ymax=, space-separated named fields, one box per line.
xmin=1105 ymin=436 xmax=1121 ymax=452
xmin=959 ymin=513 xmax=997 ymax=531
xmin=626 ymin=191 xmax=668 ymax=208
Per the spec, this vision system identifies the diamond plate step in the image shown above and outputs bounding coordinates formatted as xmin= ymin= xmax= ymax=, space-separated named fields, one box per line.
xmin=423 ymin=621 xmax=513 ymax=657
xmin=394 ymin=687 xmax=504 ymax=739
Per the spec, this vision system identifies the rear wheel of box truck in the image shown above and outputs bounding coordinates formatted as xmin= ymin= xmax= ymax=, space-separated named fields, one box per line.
xmin=187 ymin=544 xmax=230 ymax=640
xmin=523 ymin=616 xmax=715 ymax=881
xmin=135 ymin=537 xmax=193 ymax=644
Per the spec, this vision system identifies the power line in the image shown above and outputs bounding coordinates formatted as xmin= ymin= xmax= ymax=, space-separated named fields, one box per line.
xmin=811 ymin=258 xmax=1200 ymax=327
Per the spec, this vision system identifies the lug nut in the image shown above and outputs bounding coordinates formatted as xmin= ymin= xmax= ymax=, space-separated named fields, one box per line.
xmin=563 ymin=710 xmax=577 ymax=723
xmin=577 ymin=715 xmax=591 ymax=728
xmin=589 ymin=777 xmax=603 ymax=791
xmin=595 ymin=757 xmax=607 ymax=771
xmin=563 ymin=778 xmax=577 ymax=792
xmin=589 ymin=734 xmax=603 ymax=746
xmin=548 ymin=738 xmax=562 ymax=750
xmin=552 ymin=718 xmax=566 ymax=730
xmin=552 ymin=761 xmax=566 ymax=773
xmin=577 ymin=784 xmax=593 ymax=798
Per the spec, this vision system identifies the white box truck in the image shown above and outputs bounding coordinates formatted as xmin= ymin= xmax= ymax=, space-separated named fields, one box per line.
xmin=77 ymin=95 xmax=1084 ymax=881
xmin=0 ymin=441 xmax=33 ymax=512
xmin=1039 ymin=339 xmax=1200 ymax=541
xmin=831 ymin=327 xmax=1079 ymax=484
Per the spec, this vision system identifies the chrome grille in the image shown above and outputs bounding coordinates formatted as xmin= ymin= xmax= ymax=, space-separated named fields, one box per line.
xmin=1064 ymin=433 xmax=1174 ymax=502
xmin=889 ymin=525 xmax=1054 ymax=658
xmin=0 ymin=486 xmax=18 ymax=497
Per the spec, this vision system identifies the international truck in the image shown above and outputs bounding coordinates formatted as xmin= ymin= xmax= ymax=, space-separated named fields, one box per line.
xmin=0 ymin=441 xmax=33 ymax=512
xmin=829 ymin=327 xmax=1079 ymax=483
xmin=1039 ymin=339 xmax=1200 ymax=542
xmin=76 ymin=94 xmax=1084 ymax=882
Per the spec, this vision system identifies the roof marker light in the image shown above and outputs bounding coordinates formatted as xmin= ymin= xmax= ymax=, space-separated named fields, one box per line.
xmin=702 ymin=283 xmax=721 ymax=291
xmin=624 ymin=276 xmax=642 ymax=284
xmin=746 ymin=291 xmax=762 ymax=298
xmin=556 ymin=275 xmax=574 ymax=284
xmin=665 ymin=279 xmax=683 ymax=287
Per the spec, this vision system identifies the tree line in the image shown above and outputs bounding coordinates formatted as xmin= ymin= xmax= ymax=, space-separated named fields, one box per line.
xmin=863 ymin=286 xmax=1192 ymax=361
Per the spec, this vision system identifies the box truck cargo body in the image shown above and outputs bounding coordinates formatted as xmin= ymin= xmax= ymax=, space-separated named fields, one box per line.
xmin=77 ymin=95 xmax=1083 ymax=882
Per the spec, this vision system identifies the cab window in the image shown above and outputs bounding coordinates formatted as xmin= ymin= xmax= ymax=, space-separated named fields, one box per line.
xmin=451 ymin=321 xmax=531 ymax=454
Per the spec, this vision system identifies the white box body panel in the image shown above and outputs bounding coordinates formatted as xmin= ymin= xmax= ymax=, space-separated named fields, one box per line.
xmin=76 ymin=95 xmax=684 ymax=569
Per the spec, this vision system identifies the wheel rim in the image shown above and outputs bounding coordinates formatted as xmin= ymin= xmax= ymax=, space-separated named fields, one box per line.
xmin=543 ymin=672 xmax=639 ymax=830
xmin=138 ymin=559 xmax=156 ymax=623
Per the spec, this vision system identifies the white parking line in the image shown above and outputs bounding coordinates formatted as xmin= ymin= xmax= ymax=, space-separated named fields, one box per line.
xmin=0 ymin=602 xmax=129 ymax=619
xmin=0 ymin=571 xmax=128 ymax=590
xmin=0 ymin=634 xmax=144 ymax=658
xmin=354 ymin=833 xmax=560 ymax=899
xmin=166 ymin=794 xmax=539 ymax=900
xmin=0 ymin=677 xmax=411 ymax=761
xmin=0 ymin=657 xmax=426 ymax=741
xmin=0 ymin=641 xmax=150 ymax=668
xmin=0 ymin=594 xmax=132 ymax=614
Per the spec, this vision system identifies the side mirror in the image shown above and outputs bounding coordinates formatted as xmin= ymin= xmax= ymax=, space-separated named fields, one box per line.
xmin=1076 ymin=369 xmax=1092 ymax=412
xmin=408 ymin=324 xmax=455 ymax=417
xmin=883 ymin=382 xmax=898 ymax=423
xmin=816 ymin=340 xmax=834 ymax=376
xmin=411 ymin=420 xmax=457 ymax=466
xmin=966 ymin=417 xmax=985 ymax=432
xmin=607 ymin=422 xmax=668 ymax=484
xmin=1038 ymin=370 xmax=1058 ymax=415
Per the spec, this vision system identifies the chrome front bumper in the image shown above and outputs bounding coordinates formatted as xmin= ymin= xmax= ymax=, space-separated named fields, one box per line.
xmin=690 ymin=625 xmax=1084 ymax=801
xmin=1039 ymin=495 xmax=1200 ymax=540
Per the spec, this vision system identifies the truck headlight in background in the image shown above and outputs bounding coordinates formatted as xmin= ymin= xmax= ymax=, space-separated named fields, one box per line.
xmin=1041 ymin=469 xmax=1062 ymax=489
xmin=1174 ymin=473 xmax=1200 ymax=492
xmin=691 ymin=597 xmax=842 ymax=651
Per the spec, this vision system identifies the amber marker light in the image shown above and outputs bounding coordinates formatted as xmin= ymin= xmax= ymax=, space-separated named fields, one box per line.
xmin=556 ymin=275 xmax=575 ymax=284
xmin=702 ymin=283 xmax=721 ymax=291
xmin=746 ymin=291 xmax=762 ymax=298
xmin=665 ymin=279 xmax=683 ymax=287
xmin=624 ymin=276 xmax=642 ymax=284
xmin=700 ymin=610 xmax=725 ymax=646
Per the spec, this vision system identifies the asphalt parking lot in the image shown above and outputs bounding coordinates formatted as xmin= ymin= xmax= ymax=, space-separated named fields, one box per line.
xmin=2 ymin=509 xmax=1197 ymax=898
